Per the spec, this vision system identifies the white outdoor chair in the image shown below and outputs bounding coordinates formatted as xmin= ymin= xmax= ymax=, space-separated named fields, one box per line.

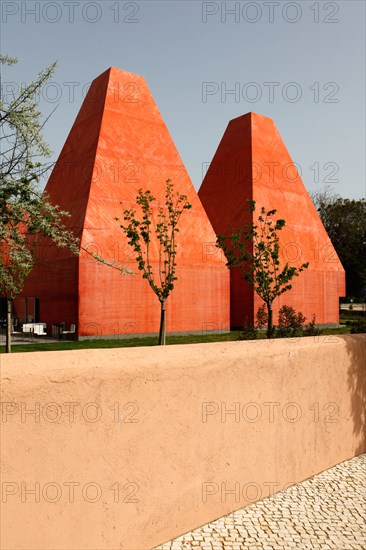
xmin=61 ymin=324 xmax=76 ymax=340
xmin=35 ymin=323 xmax=47 ymax=336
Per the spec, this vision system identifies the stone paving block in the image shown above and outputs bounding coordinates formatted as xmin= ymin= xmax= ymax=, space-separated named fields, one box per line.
xmin=154 ymin=454 xmax=366 ymax=549
xmin=155 ymin=455 xmax=366 ymax=550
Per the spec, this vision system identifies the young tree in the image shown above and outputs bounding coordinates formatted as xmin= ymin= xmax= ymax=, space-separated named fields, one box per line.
xmin=0 ymin=56 xmax=79 ymax=352
xmin=117 ymin=179 xmax=191 ymax=345
xmin=217 ymin=201 xmax=309 ymax=338
xmin=0 ymin=55 xmax=55 ymax=181
xmin=0 ymin=235 xmax=32 ymax=352
xmin=0 ymin=190 xmax=78 ymax=352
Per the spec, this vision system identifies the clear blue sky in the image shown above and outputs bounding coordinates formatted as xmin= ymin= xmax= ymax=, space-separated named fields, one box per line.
xmin=1 ymin=0 xmax=365 ymax=199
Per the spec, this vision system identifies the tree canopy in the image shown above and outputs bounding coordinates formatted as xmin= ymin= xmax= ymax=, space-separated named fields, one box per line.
xmin=311 ymin=186 xmax=366 ymax=299
xmin=0 ymin=56 xmax=79 ymax=352
xmin=217 ymin=200 xmax=309 ymax=337
xmin=118 ymin=179 xmax=191 ymax=345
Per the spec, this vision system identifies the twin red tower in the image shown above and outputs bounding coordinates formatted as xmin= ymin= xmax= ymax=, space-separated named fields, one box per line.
xmin=18 ymin=67 xmax=345 ymax=337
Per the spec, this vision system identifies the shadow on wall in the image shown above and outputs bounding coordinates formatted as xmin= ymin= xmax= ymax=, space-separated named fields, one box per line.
xmin=345 ymin=334 xmax=366 ymax=455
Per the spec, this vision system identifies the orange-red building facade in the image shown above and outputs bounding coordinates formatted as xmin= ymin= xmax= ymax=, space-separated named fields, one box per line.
xmin=17 ymin=68 xmax=229 ymax=338
xmin=15 ymin=70 xmax=344 ymax=337
xmin=199 ymin=112 xmax=345 ymax=327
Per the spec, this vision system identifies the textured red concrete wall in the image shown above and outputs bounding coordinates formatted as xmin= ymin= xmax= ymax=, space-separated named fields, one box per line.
xmin=19 ymin=68 xmax=229 ymax=337
xmin=199 ymin=112 xmax=345 ymax=328
xmin=18 ymin=71 xmax=107 ymax=331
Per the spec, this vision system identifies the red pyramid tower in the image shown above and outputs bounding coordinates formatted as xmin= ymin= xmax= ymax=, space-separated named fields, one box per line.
xmin=18 ymin=68 xmax=229 ymax=337
xmin=199 ymin=112 xmax=345 ymax=327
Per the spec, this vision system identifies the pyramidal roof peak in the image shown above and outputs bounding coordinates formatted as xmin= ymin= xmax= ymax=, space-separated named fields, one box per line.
xmin=92 ymin=66 xmax=145 ymax=85
xmin=229 ymin=111 xmax=274 ymax=124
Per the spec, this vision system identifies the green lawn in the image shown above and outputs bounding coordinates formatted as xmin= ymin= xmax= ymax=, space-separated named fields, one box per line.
xmin=0 ymin=323 xmax=353 ymax=354
xmin=0 ymin=330 xmax=242 ymax=353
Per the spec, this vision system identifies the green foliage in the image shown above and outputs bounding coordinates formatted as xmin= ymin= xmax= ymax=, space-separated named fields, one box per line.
xmin=255 ymin=304 xmax=268 ymax=329
xmin=217 ymin=201 xmax=309 ymax=338
xmin=0 ymin=55 xmax=18 ymax=65
xmin=350 ymin=321 xmax=366 ymax=334
xmin=343 ymin=310 xmax=366 ymax=335
xmin=0 ymin=57 xmax=79 ymax=351
xmin=116 ymin=179 xmax=191 ymax=345
xmin=311 ymin=186 xmax=366 ymax=299
xmin=0 ymin=237 xmax=33 ymax=300
xmin=254 ymin=304 xmax=320 ymax=338
xmin=119 ymin=179 xmax=191 ymax=304
xmin=0 ymin=56 xmax=57 ymax=178
xmin=0 ymin=170 xmax=79 ymax=300
xmin=303 ymin=314 xmax=321 ymax=337
xmin=0 ymin=57 xmax=79 ymax=301
xmin=239 ymin=321 xmax=257 ymax=340
xmin=277 ymin=305 xmax=306 ymax=338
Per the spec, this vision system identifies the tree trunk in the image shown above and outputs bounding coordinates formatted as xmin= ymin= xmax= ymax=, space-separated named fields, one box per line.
xmin=158 ymin=302 xmax=166 ymax=346
xmin=6 ymin=298 xmax=12 ymax=354
xmin=266 ymin=302 xmax=274 ymax=339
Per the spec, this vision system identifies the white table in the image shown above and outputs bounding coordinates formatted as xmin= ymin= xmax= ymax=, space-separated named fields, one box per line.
xmin=22 ymin=323 xmax=47 ymax=336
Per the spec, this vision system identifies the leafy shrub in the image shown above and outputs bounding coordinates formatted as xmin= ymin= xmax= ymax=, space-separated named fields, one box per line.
xmin=303 ymin=314 xmax=321 ymax=337
xmin=255 ymin=305 xmax=322 ymax=338
xmin=256 ymin=304 xmax=268 ymax=329
xmin=277 ymin=305 xmax=306 ymax=338
xmin=350 ymin=321 xmax=366 ymax=334
xmin=239 ymin=321 xmax=258 ymax=340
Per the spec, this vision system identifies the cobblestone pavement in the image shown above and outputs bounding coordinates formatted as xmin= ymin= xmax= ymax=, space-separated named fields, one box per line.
xmin=155 ymin=454 xmax=366 ymax=550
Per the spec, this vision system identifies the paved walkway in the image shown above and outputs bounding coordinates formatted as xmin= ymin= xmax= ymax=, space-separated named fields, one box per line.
xmin=155 ymin=454 xmax=366 ymax=550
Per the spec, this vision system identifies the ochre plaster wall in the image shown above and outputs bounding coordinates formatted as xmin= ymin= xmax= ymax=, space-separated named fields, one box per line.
xmin=1 ymin=335 xmax=364 ymax=549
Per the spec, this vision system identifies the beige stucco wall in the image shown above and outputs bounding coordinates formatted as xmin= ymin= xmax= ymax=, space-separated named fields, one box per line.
xmin=1 ymin=335 xmax=365 ymax=549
